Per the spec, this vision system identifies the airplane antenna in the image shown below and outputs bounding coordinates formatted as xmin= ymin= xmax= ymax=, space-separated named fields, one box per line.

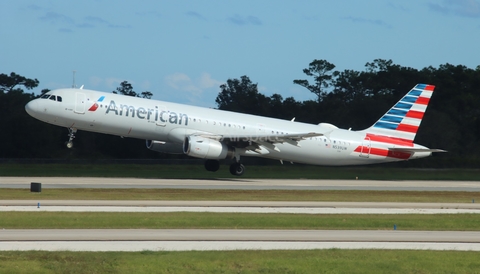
xmin=72 ymin=70 xmax=76 ymax=88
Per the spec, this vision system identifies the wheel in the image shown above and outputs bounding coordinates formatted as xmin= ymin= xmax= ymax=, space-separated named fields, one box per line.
xmin=66 ymin=141 xmax=73 ymax=149
xmin=204 ymin=160 xmax=220 ymax=172
xmin=229 ymin=163 xmax=245 ymax=176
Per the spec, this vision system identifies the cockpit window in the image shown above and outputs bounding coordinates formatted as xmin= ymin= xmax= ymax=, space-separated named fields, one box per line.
xmin=40 ymin=94 xmax=62 ymax=102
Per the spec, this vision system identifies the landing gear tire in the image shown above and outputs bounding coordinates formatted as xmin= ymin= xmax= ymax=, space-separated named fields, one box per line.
xmin=204 ymin=160 xmax=220 ymax=172
xmin=229 ymin=163 xmax=245 ymax=176
xmin=66 ymin=128 xmax=77 ymax=149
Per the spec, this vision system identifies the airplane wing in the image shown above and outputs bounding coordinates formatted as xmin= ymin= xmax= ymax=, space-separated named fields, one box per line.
xmin=196 ymin=132 xmax=324 ymax=153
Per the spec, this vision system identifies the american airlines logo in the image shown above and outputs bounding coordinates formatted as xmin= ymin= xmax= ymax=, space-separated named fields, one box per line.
xmin=104 ymin=100 xmax=189 ymax=125
xmin=88 ymin=96 xmax=105 ymax=112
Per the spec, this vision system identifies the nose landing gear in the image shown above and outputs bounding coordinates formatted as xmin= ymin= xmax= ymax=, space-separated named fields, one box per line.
xmin=65 ymin=128 xmax=77 ymax=149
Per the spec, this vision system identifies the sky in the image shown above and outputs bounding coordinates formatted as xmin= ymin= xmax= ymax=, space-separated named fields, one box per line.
xmin=1 ymin=0 xmax=480 ymax=107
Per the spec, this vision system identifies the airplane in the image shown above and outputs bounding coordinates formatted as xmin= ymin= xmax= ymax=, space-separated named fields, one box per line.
xmin=25 ymin=83 xmax=445 ymax=176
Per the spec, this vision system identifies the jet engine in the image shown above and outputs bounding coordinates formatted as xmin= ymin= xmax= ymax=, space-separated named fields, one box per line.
xmin=146 ymin=140 xmax=184 ymax=154
xmin=183 ymin=136 xmax=235 ymax=159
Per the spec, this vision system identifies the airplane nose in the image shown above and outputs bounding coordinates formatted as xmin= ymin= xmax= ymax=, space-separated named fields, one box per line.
xmin=25 ymin=100 xmax=38 ymax=117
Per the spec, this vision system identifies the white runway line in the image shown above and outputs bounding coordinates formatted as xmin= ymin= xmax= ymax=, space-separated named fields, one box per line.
xmin=2 ymin=241 xmax=480 ymax=252
xmin=3 ymin=177 xmax=480 ymax=191
xmin=1 ymin=206 xmax=479 ymax=214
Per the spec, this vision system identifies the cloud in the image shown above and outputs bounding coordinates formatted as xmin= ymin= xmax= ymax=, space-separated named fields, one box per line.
xmin=83 ymin=16 xmax=131 ymax=29
xmin=89 ymin=76 xmax=103 ymax=87
xmin=79 ymin=24 xmax=95 ymax=29
xmin=140 ymin=80 xmax=152 ymax=91
xmin=187 ymin=11 xmax=206 ymax=21
xmin=107 ymin=23 xmax=132 ymax=29
xmin=136 ymin=11 xmax=161 ymax=18
xmin=89 ymin=76 xmax=125 ymax=90
xmin=198 ymin=73 xmax=223 ymax=89
xmin=428 ymin=0 xmax=480 ymax=18
xmin=38 ymin=12 xmax=131 ymax=31
xmin=85 ymin=16 xmax=109 ymax=25
xmin=228 ymin=14 xmax=263 ymax=26
xmin=387 ymin=3 xmax=410 ymax=12
xmin=26 ymin=4 xmax=43 ymax=11
xmin=165 ymin=73 xmax=193 ymax=89
xmin=343 ymin=16 xmax=392 ymax=28
xmin=105 ymin=77 xmax=126 ymax=89
xmin=39 ymin=12 xmax=75 ymax=25
xmin=165 ymin=72 xmax=223 ymax=97
xmin=165 ymin=73 xmax=202 ymax=97
xmin=59 ymin=28 xmax=73 ymax=33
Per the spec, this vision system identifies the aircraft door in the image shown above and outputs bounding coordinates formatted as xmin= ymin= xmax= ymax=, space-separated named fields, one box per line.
xmin=74 ymin=93 xmax=86 ymax=114
xmin=360 ymin=137 xmax=371 ymax=158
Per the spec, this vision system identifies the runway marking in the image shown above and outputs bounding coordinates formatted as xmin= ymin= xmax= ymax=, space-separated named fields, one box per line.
xmin=1 ymin=206 xmax=479 ymax=214
xmin=2 ymin=177 xmax=480 ymax=191
xmin=2 ymin=241 xmax=480 ymax=252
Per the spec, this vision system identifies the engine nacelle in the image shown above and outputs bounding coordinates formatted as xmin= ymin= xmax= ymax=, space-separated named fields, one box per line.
xmin=183 ymin=136 xmax=235 ymax=159
xmin=146 ymin=140 xmax=184 ymax=154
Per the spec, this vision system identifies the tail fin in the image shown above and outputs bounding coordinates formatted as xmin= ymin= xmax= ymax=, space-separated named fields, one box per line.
xmin=365 ymin=84 xmax=435 ymax=143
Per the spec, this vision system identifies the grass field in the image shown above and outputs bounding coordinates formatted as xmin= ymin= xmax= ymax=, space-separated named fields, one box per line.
xmin=1 ymin=163 xmax=479 ymax=180
xmin=1 ymin=250 xmax=480 ymax=273
xmin=1 ymin=188 xmax=480 ymax=202
xmin=1 ymin=212 xmax=479 ymax=230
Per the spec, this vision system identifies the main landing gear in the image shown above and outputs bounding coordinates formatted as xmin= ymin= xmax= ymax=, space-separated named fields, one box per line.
xmin=204 ymin=159 xmax=220 ymax=172
xmin=65 ymin=128 xmax=77 ymax=149
xmin=229 ymin=162 xmax=245 ymax=176
xmin=203 ymin=160 xmax=246 ymax=176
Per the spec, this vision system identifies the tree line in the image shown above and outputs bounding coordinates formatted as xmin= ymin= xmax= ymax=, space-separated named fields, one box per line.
xmin=1 ymin=59 xmax=479 ymax=167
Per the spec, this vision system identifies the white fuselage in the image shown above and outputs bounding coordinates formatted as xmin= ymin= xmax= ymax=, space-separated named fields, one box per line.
xmin=25 ymin=88 xmax=432 ymax=166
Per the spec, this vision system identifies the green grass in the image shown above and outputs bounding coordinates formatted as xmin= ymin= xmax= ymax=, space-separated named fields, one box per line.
xmin=1 ymin=163 xmax=479 ymax=180
xmin=1 ymin=212 xmax=479 ymax=230
xmin=2 ymin=188 xmax=480 ymax=203
xmin=1 ymin=250 xmax=479 ymax=273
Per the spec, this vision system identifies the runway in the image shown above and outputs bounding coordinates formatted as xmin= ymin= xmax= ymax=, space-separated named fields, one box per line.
xmin=4 ymin=229 xmax=480 ymax=242
xmin=1 ymin=200 xmax=480 ymax=214
xmin=2 ymin=177 xmax=480 ymax=191
xmin=2 ymin=177 xmax=480 ymax=251
xmin=2 ymin=229 xmax=480 ymax=251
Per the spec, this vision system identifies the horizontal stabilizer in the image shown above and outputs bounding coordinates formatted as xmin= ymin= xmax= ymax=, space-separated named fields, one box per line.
xmin=389 ymin=148 xmax=447 ymax=153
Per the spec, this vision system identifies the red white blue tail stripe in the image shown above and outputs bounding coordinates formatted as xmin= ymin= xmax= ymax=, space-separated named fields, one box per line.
xmin=368 ymin=84 xmax=434 ymax=143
